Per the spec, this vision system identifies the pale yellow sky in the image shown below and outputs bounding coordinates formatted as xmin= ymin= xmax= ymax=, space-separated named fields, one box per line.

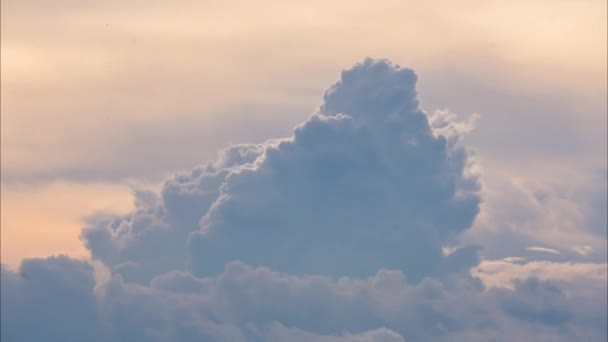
xmin=1 ymin=181 xmax=133 ymax=267
xmin=1 ymin=0 xmax=606 ymax=267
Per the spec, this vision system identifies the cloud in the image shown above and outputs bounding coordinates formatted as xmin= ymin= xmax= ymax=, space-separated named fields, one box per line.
xmin=573 ymin=245 xmax=594 ymax=256
xmin=189 ymin=58 xmax=481 ymax=281
xmin=263 ymin=324 xmax=405 ymax=342
xmin=472 ymin=259 xmax=607 ymax=290
xmin=81 ymin=58 xmax=481 ymax=283
xmin=526 ymin=247 xmax=561 ymax=255
xmin=4 ymin=58 xmax=607 ymax=341
xmin=2 ymin=257 xmax=606 ymax=341
xmin=0 ymin=257 xmax=99 ymax=342
xmin=467 ymin=172 xmax=608 ymax=263
xmin=80 ymin=143 xmax=267 ymax=282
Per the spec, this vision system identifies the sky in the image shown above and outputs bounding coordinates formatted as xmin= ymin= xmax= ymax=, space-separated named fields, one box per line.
xmin=1 ymin=1 xmax=607 ymax=341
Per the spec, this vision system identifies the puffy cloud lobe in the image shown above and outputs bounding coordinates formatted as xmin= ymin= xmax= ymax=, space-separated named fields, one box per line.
xmin=81 ymin=144 xmax=265 ymax=282
xmin=191 ymin=58 xmax=481 ymax=281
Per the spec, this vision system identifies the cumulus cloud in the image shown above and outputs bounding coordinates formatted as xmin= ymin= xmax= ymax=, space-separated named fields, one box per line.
xmin=3 ymin=58 xmax=606 ymax=341
xmin=190 ymin=59 xmax=481 ymax=282
xmin=81 ymin=58 xmax=482 ymax=283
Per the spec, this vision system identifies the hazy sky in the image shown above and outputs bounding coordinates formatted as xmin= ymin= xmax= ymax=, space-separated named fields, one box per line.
xmin=2 ymin=0 xmax=606 ymax=265
xmin=1 ymin=1 xmax=606 ymax=341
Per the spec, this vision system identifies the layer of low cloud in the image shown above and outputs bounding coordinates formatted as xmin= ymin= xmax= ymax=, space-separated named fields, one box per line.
xmin=474 ymin=258 xmax=607 ymax=290
xmin=2 ymin=257 xmax=606 ymax=341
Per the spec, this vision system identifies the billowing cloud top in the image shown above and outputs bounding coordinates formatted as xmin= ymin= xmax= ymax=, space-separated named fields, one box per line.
xmin=2 ymin=59 xmax=606 ymax=342
xmin=81 ymin=58 xmax=481 ymax=283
